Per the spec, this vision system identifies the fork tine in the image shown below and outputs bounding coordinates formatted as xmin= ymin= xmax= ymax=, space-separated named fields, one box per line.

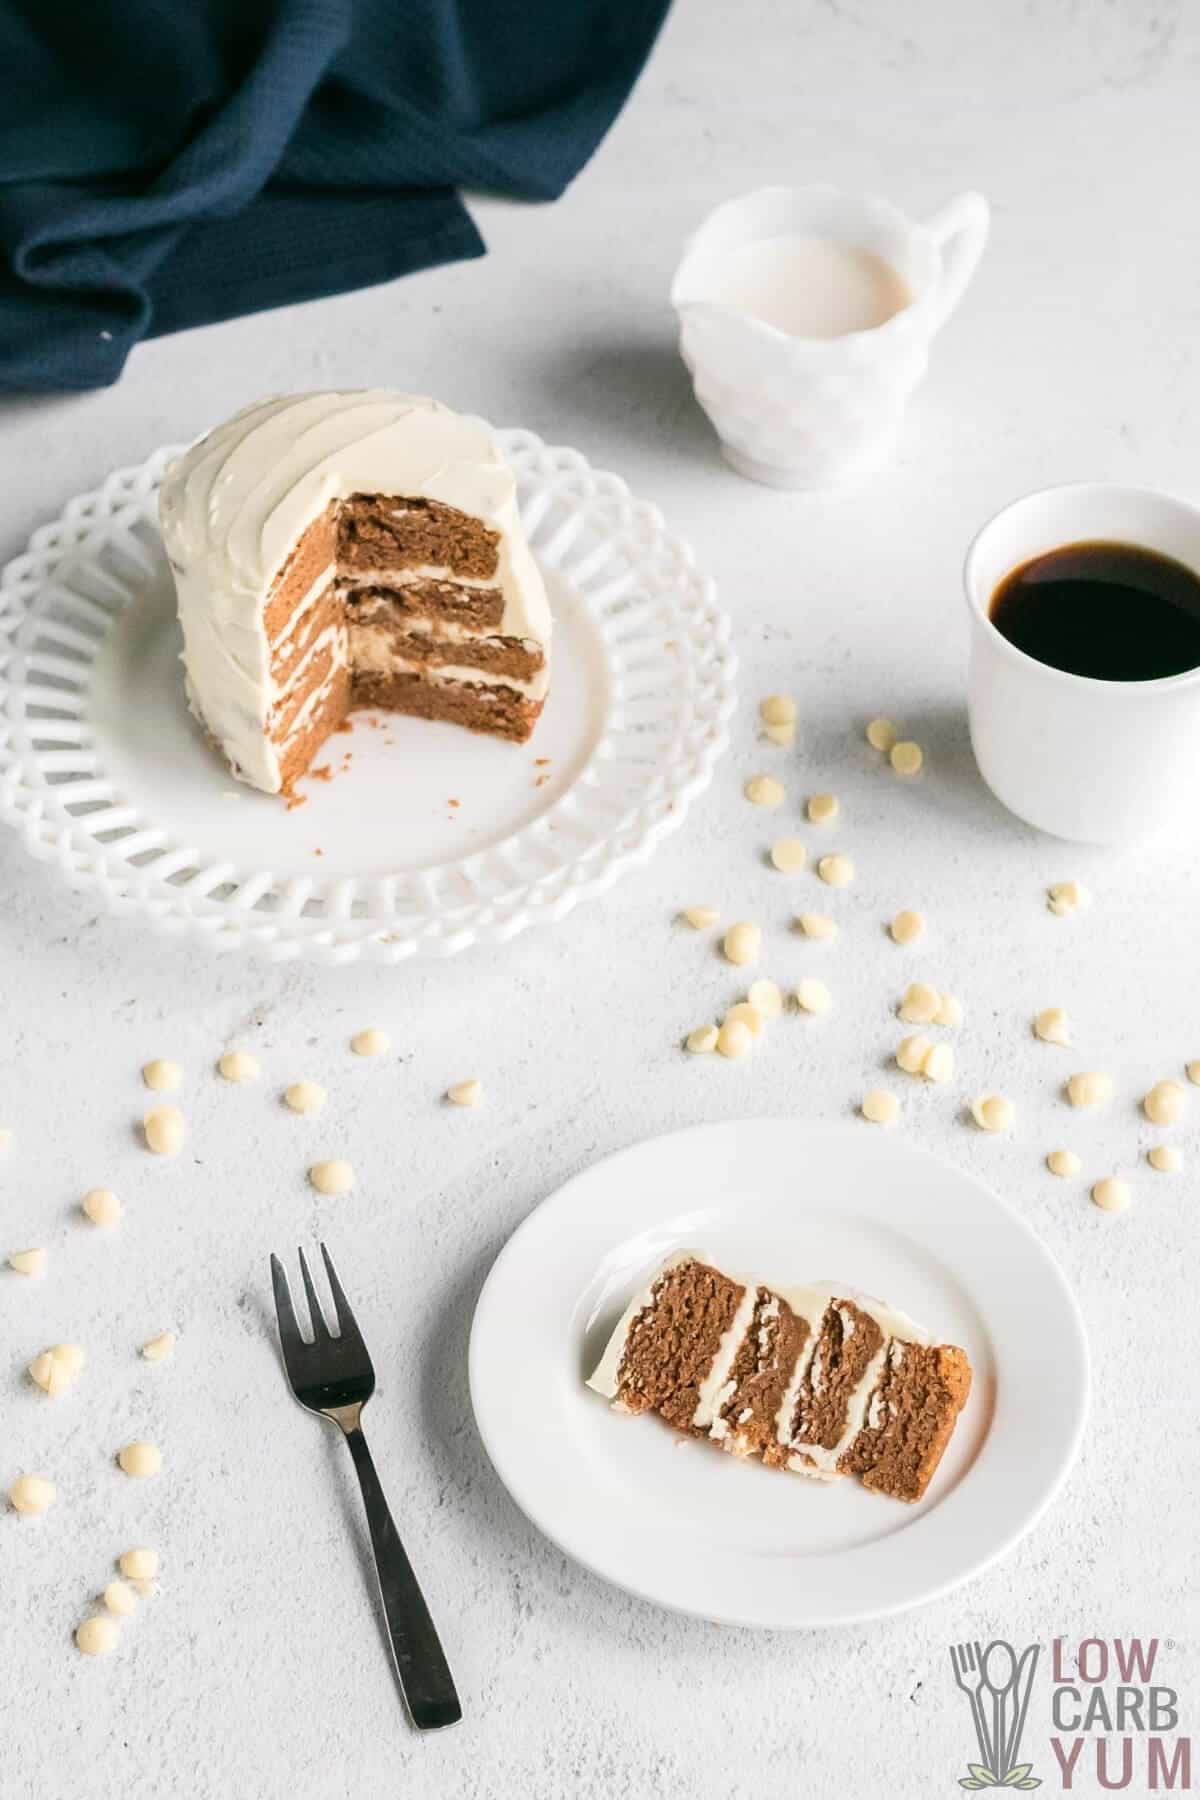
xmin=297 ymin=1247 xmax=332 ymax=1342
xmin=320 ymin=1243 xmax=365 ymax=1348
xmin=270 ymin=1253 xmax=304 ymax=1351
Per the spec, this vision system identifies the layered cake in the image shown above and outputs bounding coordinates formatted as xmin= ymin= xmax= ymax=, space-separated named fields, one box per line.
xmin=587 ymin=1252 xmax=971 ymax=1502
xmin=159 ymin=392 xmax=551 ymax=795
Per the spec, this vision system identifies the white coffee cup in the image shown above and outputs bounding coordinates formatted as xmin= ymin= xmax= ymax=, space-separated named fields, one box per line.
xmin=964 ymin=483 xmax=1200 ymax=844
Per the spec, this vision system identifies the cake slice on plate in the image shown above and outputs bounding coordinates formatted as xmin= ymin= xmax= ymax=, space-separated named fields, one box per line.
xmin=587 ymin=1252 xmax=972 ymax=1503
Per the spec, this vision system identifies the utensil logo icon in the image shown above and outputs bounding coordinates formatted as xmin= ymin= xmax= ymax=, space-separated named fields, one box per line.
xmin=949 ymin=1640 xmax=1042 ymax=1788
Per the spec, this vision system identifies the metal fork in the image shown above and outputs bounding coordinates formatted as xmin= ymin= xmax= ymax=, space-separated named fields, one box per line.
xmin=950 ymin=1640 xmax=994 ymax=1771
xmin=270 ymin=1245 xmax=461 ymax=1731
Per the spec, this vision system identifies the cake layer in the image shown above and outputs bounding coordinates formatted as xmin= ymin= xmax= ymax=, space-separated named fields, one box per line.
xmin=842 ymin=1340 xmax=973 ymax=1502
xmin=346 ymin=620 xmax=544 ymax=684
xmin=351 ymin=671 xmax=543 ymax=743
xmin=710 ymin=1285 xmax=812 ymax=1459
xmin=277 ymin=663 xmax=352 ymax=793
xmin=338 ymin=494 xmax=499 ymax=580
xmin=271 ymin=582 xmax=340 ymax=692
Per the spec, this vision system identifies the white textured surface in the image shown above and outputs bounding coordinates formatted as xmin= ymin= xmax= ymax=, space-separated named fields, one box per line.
xmin=2 ymin=1 xmax=1199 ymax=1792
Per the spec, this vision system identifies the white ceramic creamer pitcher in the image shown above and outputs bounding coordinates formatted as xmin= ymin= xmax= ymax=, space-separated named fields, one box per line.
xmin=671 ymin=185 xmax=990 ymax=489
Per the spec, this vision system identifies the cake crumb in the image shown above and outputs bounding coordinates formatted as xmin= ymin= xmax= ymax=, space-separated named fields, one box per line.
xmin=142 ymin=1059 xmax=182 ymax=1092
xmin=309 ymin=1159 xmax=355 ymax=1195
xmin=285 ymin=792 xmax=308 ymax=811
xmin=8 ymin=1248 xmax=46 ymax=1277
xmin=308 ymin=764 xmax=332 ymax=782
xmin=446 ymin=1080 xmax=482 ymax=1107
xmin=861 ymin=1089 xmax=900 ymax=1125
xmin=1047 ymin=1149 xmax=1081 ymax=1177
xmin=535 ymin=758 xmax=550 ymax=767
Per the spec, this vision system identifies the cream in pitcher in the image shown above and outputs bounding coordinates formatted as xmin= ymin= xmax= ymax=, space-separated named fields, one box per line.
xmin=671 ymin=184 xmax=989 ymax=489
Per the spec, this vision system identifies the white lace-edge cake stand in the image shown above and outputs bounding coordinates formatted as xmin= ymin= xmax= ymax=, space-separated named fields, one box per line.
xmin=0 ymin=432 xmax=736 ymax=965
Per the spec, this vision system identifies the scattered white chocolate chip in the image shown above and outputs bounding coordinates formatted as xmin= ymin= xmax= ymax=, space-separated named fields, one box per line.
xmin=889 ymin=909 xmax=924 ymax=946
xmin=141 ymin=1331 xmax=175 ymax=1363
xmin=716 ymin=1018 xmax=753 ymax=1060
xmin=28 ymin=1344 xmax=84 ymax=1396
xmin=890 ymin=741 xmax=923 ymax=776
xmin=141 ymin=1059 xmax=182 ymax=1092
xmin=685 ymin=1025 xmax=718 ymax=1055
xmin=143 ymin=1105 xmax=186 ymax=1155
xmin=1148 ymin=1145 xmax=1183 ymax=1174
xmin=764 ymin=721 xmax=795 ymax=748
xmin=922 ymin=1042 xmax=955 ymax=1084
xmin=796 ymin=912 xmax=836 ymax=940
xmin=283 ymin=1080 xmax=326 ymax=1115
xmin=103 ymin=1580 xmax=138 ymax=1617
xmin=817 ymin=853 xmax=854 ymax=888
xmin=723 ymin=1001 xmax=765 ymax=1038
xmin=759 ymin=694 xmax=796 ymax=728
xmin=118 ymin=1548 xmax=159 ymax=1583
xmin=446 ymin=1080 xmax=482 ymax=1107
xmin=1067 ymin=1071 xmax=1113 ymax=1108
xmin=971 ymin=1094 xmax=1015 ymax=1133
xmin=722 ymin=922 xmax=761 ymax=966
xmin=861 ymin=1089 xmax=900 ymax=1125
xmin=1091 ymin=1176 xmax=1131 ymax=1214
xmin=745 ymin=774 xmax=785 ymax=809
xmin=898 ymin=981 xmax=940 ymax=1025
xmin=769 ymin=838 xmax=806 ymax=873
xmin=117 ymin=1441 xmax=162 ymax=1479
xmin=1047 ymin=879 xmax=1092 ymax=917
xmin=309 ymin=1159 xmax=355 ymax=1194
xmin=796 ymin=977 xmax=832 ymax=1015
xmin=1034 ymin=1007 xmax=1071 ymax=1047
xmin=76 ymin=1616 xmax=119 ymax=1657
xmin=1143 ymin=1079 xmax=1188 ymax=1126
xmin=1187 ymin=1060 xmax=1200 ymax=1087
xmin=81 ymin=1187 xmax=121 ymax=1227
xmin=351 ymin=1028 xmax=390 ymax=1057
xmin=8 ymin=1248 xmax=46 ymax=1277
xmin=934 ymin=993 xmax=963 ymax=1028
xmin=748 ymin=979 xmax=783 ymax=1020
xmin=896 ymin=1034 xmax=932 ymax=1075
xmin=1047 ymin=1149 xmax=1081 ymax=1178
xmin=682 ymin=905 xmax=720 ymax=930
xmin=218 ymin=1050 xmax=260 ymax=1083
xmin=807 ymin=793 xmax=839 ymax=825
xmin=866 ymin=717 xmax=898 ymax=753
xmin=8 ymin=1473 xmax=55 ymax=1515
xmin=0 ymin=1128 xmax=11 ymax=1151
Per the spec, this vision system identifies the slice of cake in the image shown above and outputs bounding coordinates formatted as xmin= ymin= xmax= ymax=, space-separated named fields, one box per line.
xmin=159 ymin=391 xmax=552 ymax=796
xmin=587 ymin=1253 xmax=971 ymax=1503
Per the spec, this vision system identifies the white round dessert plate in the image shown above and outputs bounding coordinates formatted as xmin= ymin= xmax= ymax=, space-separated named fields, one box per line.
xmin=0 ymin=432 xmax=734 ymax=964
xmin=469 ymin=1119 xmax=1089 ymax=1630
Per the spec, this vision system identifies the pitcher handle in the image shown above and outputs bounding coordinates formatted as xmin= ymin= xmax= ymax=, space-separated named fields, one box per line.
xmin=923 ymin=191 xmax=990 ymax=334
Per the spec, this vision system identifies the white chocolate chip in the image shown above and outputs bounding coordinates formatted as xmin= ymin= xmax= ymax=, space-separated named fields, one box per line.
xmin=1034 ymin=1007 xmax=1071 ymax=1047
xmin=141 ymin=1059 xmax=182 ymax=1092
xmin=7 ymin=1248 xmax=46 ymax=1277
xmin=117 ymin=1441 xmax=162 ymax=1479
xmin=351 ymin=1028 xmax=390 ymax=1057
xmin=143 ymin=1105 xmax=186 ymax=1155
xmin=896 ymin=1034 xmax=931 ymax=1075
xmin=890 ymin=741 xmax=923 ymax=777
xmin=685 ymin=1025 xmax=719 ymax=1055
xmin=796 ymin=912 xmax=836 ymax=940
xmin=769 ymin=838 xmax=806 ymax=873
xmin=861 ymin=1088 xmax=900 ymax=1125
xmin=76 ymin=1616 xmax=119 ymax=1657
xmin=723 ymin=1002 xmax=765 ymax=1038
xmin=81 ymin=1187 xmax=121 ymax=1227
xmin=1187 ymin=1061 xmax=1200 ymax=1087
xmin=807 ymin=793 xmax=839 ymax=825
xmin=1047 ymin=1149 xmax=1081 ymax=1178
xmin=922 ymin=1042 xmax=955 ymax=1084
xmin=8 ymin=1473 xmax=55 ymax=1515
xmin=0 ymin=1128 xmax=11 ymax=1151
xmin=118 ymin=1548 xmax=159 ymax=1583
xmin=1143 ymin=1079 xmax=1187 ymax=1126
xmin=682 ymin=905 xmax=720 ymax=930
xmin=748 ymin=979 xmax=783 ymax=1019
xmin=141 ymin=1331 xmax=175 ymax=1363
xmin=103 ymin=1580 xmax=138 ymax=1617
xmin=763 ymin=721 xmax=795 ymax=748
xmin=889 ymin=909 xmax=924 ymax=945
xmin=29 ymin=1344 xmax=84 ymax=1396
xmin=745 ymin=774 xmax=785 ymax=809
xmin=796 ymin=977 xmax=832 ymax=1015
xmin=866 ymin=717 xmax=897 ymax=753
xmin=716 ymin=1018 xmax=753 ymax=1060
xmin=218 ymin=1050 xmax=260 ymax=1083
xmin=1148 ymin=1145 xmax=1183 ymax=1174
xmin=817 ymin=853 xmax=854 ymax=888
xmin=1091 ymin=1176 xmax=1130 ymax=1214
xmin=759 ymin=694 xmax=796 ymax=727
xmin=284 ymin=1080 xmax=326 ymax=1115
xmin=1047 ymin=879 xmax=1092 ymax=916
xmin=1067 ymin=1071 xmax=1113 ymax=1108
xmin=309 ymin=1159 xmax=355 ymax=1194
xmin=971 ymin=1094 xmax=1015 ymax=1133
xmin=934 ymin=993 xmax=963 ymax=1028
xmin=446 ymin=1080 xmax=482 ymax=1107
xmin=722 ymin=922 xmax=761 ymax=967
xmin=898 ymin=981 xmax=940 ymax=1025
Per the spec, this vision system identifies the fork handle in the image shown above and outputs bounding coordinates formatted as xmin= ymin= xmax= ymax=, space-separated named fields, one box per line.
xmin=343 ymin=1424 xmax=462 ymax=1730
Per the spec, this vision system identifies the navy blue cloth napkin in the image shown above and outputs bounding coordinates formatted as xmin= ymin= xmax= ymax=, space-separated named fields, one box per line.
xmin=0 ymin=0 xmax=668 ymax=391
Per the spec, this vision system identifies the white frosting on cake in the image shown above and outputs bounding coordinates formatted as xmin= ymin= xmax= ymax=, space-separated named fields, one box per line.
xmin=158 ymin=391 xmax=552 ymax=793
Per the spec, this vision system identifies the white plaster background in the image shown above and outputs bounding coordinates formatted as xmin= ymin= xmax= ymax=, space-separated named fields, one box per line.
xmin=2 ymin=2 xmax=1199 ymax=1794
